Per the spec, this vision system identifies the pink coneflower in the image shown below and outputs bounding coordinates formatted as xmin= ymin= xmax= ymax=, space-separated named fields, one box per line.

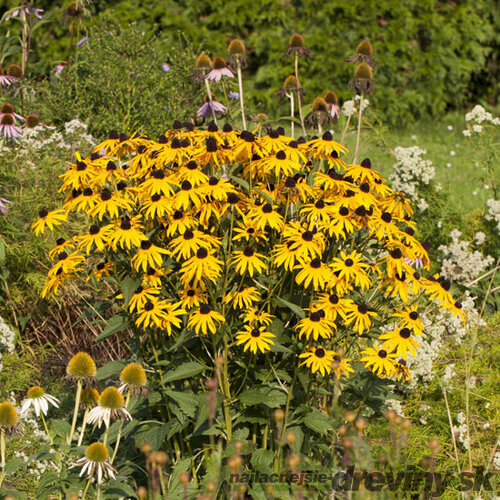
xmin=0 ymin=197 xmax=12 ymax=215
xmin=0 ymin=66 xmax=19 ymax=87
xmin=0 ymin=103 xmax=25 ymax=124
xmin=205 ymin=57 xmax=234 ymax=82
xmin=0 ymin=113 xmax=22 ymax=139
xmin=54 ymin=62 xmax=68 ymax=76
xmin=197 ymin=95 xmax=227 ymax=119
xmin=4 ymin=6 xmax=44 ymax=21
xmin=324 ymin=91 xmax=341 ymax=121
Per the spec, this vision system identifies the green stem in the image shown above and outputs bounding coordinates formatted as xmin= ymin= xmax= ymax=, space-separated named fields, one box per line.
xmin=67 ymin=379 xmax=83 ymax=444
xmin=81 ymin=477 xmax=92 ymax=500
xmin=294 ymin=53 xmax=307 ymax=136
xmin=353 ymin=93 xmax=364 ymax=164
xmin=204 ymin=79 xmax=218 ymax=125
xmin=110 ymin=391 xmax=131 ymax=464
xmin=237 ymin=63 xmax=247 ymax=130
xmin=40 ymin=412 xmax=53 ymax=444
xmin=77 ymin=408 xmax=89 ymax=446
xmin=221 ymin=79 xmax=233 ymax=121
xmin=289 ymin=93 xmax=295 ymax=138
xmin=340 ymin=112 xmax=352 ymax=145
xmin=0 ymin=427 xmax=5 ymax=469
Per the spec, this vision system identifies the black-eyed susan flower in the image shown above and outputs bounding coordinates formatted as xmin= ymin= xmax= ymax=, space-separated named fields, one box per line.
xmin=223 ymin=287 xmax=261 ymax=309
xmin=240 ymin=307 xmax=274 ymax=326
xmin=108 ymin=216 xmax=147 ymax=251
xmin=87 ymin=387 xmax=132 ymax=429
xmin=313 ymin=293 xmax=353 ymax=321
xmin=295 ymin=309 xmax=336 ymax=340
xmin=178 ymin=286 xmax=206 ymax=309
xmin=187 ymin=303 xmax=225 ymax=335
xmin=295 ymin=257 xmax=333 ymax=290
xmin=379 ymin=327 xmax=419 ymax=359
xmin=161 ymin=302 xmax=186 ymax=336
xmin=235 ymin=325 xmax=275 ymax=353
xmin=331 ymin=250 xmax=372 ymax=290
xmin=126 ymin=285 xmax=160 ymax=313
xmin=169 ymin=229 xmax=212 ymax=261
xmin=180 ymin=247 xmax=223 ymax=285
xmin=71 ymin=442 xmax=117 ymax=483
xmin=299 ymin=346 xmax=336 ymax=376
xmin=131 ymin=240 xmax=169 ymax=272
xmin=77 ymin=224 xmax=112 ymax=254
xmin=230 ymin=246 xmax=266 ymax=277
xmin=392 ymin=306 xmax=424 ymax=335
xmin=344 ymin=303 xmax=377 ymax=334
xmin=392 ymin=359 xmax=411 ymax=382
xmin=135 ymin=298 xmax=171 ymax=329
xmin=332 ymin=353 xmax=354 ymax=380
xmin=360 ymin=345 xmax=398 ymax=378
xmin=31 ymin=208 xmax=67 ymax=236
xmin=307 ymin=132 xmax=347 ymax=160
xmin=21 ymin=386 xmax=60 ymax=417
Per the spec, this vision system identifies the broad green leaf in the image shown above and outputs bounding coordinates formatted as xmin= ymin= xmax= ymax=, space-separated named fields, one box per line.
xmin=229 ymin=174 xmax=249 ymax=191
xmin=165 ymin=389 xmax=198 ymax=418
xmin=96 ymin=360 xmax=126 ymax=380
xmin=250 ymin=448 xmax=274 ymax=472
xmin=275 ymin=297 xmax=305 ymax=318
xmin=95 ymin=314 xmax=128 ymax=342
xmin=4 ymin=457 xmax=24 ymax=474
xmin=162 ymin=361 xmax=204 ymax=383
xmin=120 ymin=277 xmax=140 ymax=307
xmin=254 ymin=188 xmax=273 ymax=205
xmin=50 ymin=419 xmax=71 ymax=440
xmin=304 ymin=409 xmax=334 ymax=434
xmin=239 ymin=388 xmax=268 ymax=406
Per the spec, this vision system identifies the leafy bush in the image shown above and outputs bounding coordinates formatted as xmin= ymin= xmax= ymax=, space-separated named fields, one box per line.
xmin=30 ymin=19 xmax=200 ymax=138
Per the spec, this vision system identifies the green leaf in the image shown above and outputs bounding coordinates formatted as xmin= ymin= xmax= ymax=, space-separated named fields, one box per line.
xmin=120 ymin=277 xmax=140 ymax=307
xmin=0 ymin=238 xmax=5 ymax=267
xmin=95 ymin=314 xmax=128 ymax=342
xmin=4 ymin=457 xmax=24 ymax=474
xmin=104 ymin=480 xmax=137 ymax=498
xmin=229 ymin=174 xmax=249 ymax=191
xmin=304 ymin=409 xmax=334 ymax=434
xmin=239 ymin=388 xmax=268 ymax=406
xmin=135 ymin=421 xmax=169 ymax=450
xmin=275 ymin=297 xmax=305 ymax=318
xmin=162 ymin=361 xmax=204 ymax=383
xmin=250 ymin=448 xmax=274 ymax=472
xmin=253 ymin=188 xmax=273 ymax=205
xmin=96 ymin=360 xmax=126 ymax=380
xmin=165 ymin=390 xmax=198 ymax=418
xmin=50 ymin=419 xmax=71 ymax=440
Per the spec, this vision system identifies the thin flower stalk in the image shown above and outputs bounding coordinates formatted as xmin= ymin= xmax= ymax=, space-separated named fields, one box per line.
xmin=294 ymin=53 xmax=307 ymax=135
xmin=67 ymin=379 xmax=83 ymax=444
xmin=77 ymin=407 xmax=89 ymax=446
xmin=236 ymin=63 xmax=247 ymax=130
xmin=204 ymin=79 xmax=218 ymax=125
xmin=110 ymin=390 xmax=131 ymax=464
xmin=353 ymin=92 xmax=364 ymax=163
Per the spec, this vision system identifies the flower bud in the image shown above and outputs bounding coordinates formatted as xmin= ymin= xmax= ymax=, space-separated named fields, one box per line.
xmin=311 ymin=97 xmax=328 ymax=113
xmin=228 ymin=39 xmax=245 ymax=55
xmin=289 ymin=34 xmax=305 ymax=49
xmin=355 ymin=63 xmax=373 ymax=80
xmin=195 ymin=54 xmax=212 ymax=70
xmin=357 ymin=41 xmax=373 ymax=56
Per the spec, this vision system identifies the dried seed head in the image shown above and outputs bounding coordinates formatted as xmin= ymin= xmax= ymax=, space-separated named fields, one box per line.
xmin=345 ymin=411 xmax=356 ymax=423
xmin=357 ymin=40 xmax=373 ymax=56
xmin=7 ymin=64 xmax=22 ymax=78
xmin=234 ymin=440 xmax=243 ymax=454
xmin=385 ymin=409 xmax=397 ymax=423
xmin=338 ymin=424 xmax=348 ymax=436
xmin=355 ymin=63 xmax=373 ymax=80
xmin=402 ymin=419 xmax=412 ymax=431
xmin=311 ymin=97 xmax=328 ymax=113
xmin=67 ymin=352 xmax=97 ymax=378
xmin=27 ymin=386 xmax=45 ymax=399
xmin=324 ymin=91 xmax=338 ymax=105
xmin=149 ymin=451 xmax=168 ymax=466
xmin=66 ymin=2 xmax=83 ymax=17
xmin=274 ymin=408 xmax=285 ymax=422
xmin=195 ymin=54 xmax=212 ymax=70
xmin=212 ymin=56 xmax=227 ymax=70
xmin=283 ymin=75 xmax=298 ymax=90
xmin=288 ymin=453 xmax=300 ymax=468
xmin=228 ymin=39 xmax=245 ymax=55
xmin=120 ymin=362 xmax=147 ymax=387
xmin=0 ymin=103 xmax=14 ymax=114
xmin=1 ymin=113 xmax=14 ymax=126
xmin=355 ymin=418 xmax=367 ymax=431
xmin=0 ymin=401 xmax=18 ymax=427
xmin=289 ymin=33 xmax=305 ymax=48
xmin=228 ymin=455 xmax=243 ymax=470
xmin=140 ymin=442 xmax=152 ymax=455
xmin=25 ymin=113 xmax=40 ymax=128
xmin=207 ymin=481 xmax=216 ymax=493
xmin=342 ymin=437 xmax=354 ymax=449
xmin=98 ymin=387 xmax=124 ymax=410
xmin=85 ymin=442 xmax=109 ymax=462
xmin=137 ymin=486 xmax=148 ymax=500
xmin=285 ymin=431 xmax=296 ymax=444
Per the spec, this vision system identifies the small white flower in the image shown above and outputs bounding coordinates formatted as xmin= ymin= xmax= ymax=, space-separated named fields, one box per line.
xmin=473 ymin=124 xmax=483 ymax=133
xmin=472 ymin=191 xmax=477 ymax=196
xmin=474 ymin=231 xmax=486 ymax=245
xmin=411 ymin=134 xmax=417 ymax=141
xmin=462 ymin=129 xmax=471 ymax=137
xmin=446 ymin=163 xmax=452 ymax=168
xmin=437 ymin=221 xmax=442 ymax=228
xmin=447 ymin=125 xmax=453 ymax=131
xmin=21 ymin=386 xmax=60 ymax=417
xmin=450 ymin=150 xmax=456 ymax=156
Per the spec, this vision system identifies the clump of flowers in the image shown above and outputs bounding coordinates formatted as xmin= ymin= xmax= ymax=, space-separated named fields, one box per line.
xmin=485 ymin=198 xmax=500 ymax=233
xmin=34 ymin=123 xmax=465 ymax=414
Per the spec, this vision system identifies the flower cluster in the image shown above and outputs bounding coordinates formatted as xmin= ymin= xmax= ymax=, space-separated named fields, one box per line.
xmin=388 ymin=146 xmax=435 ymax=212
xmin=462 ymin=104 xmax=500 ymax=136
xmin=0 ymin=315 xmax=16 ymax=371
xmin=34 ymin=126 xmax=464 ymax=381
xmin=342 ymin=95 xmax=369 ymax=118
xmin=485 ymin=198 xmax=500 ymax=233
xmin=438 ymin=229 xmax=494 ymax=285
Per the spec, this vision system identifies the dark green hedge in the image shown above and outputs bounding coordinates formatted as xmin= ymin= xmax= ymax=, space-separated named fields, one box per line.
xmin=2 ymin=0 xmax=498 ymax=126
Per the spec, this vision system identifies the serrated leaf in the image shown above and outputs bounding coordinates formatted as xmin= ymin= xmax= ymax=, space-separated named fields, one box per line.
xmin=50 ymin=419 xmax=71 ymax=440
xmin=0 ymin=238 xmax=5 ymax=266
xmin=229 ymin=174 xmax=249 ymax=191
xmin=96 ymin=360 xmax=126 ymax=380
xmin=95 ymin=314 xmax=128 ymax=342
xmin=4 ymin=457 xmax=24 ymax=474
xmin=165 ymin=389 xmax=198 ymax=418
xmin=250 ymin=448 xmax=274 ymax=472
xmin=239 ymin=388 xmax=268 ymax=406
xmin=135 ymin=421 xmax=169 ymax=450
xmin=120 ymin=277 xmax=140 ymax=307
xmin=304 ymin=409 xmax=334 ymax=434
xmin=162 ymin=361 xmax=204 ymax=383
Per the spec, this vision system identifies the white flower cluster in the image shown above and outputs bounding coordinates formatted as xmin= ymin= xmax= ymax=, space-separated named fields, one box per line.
xmin=463 ymin=105 xmax=499 ymax=136
xmin=442 ymin=363 xmax=455 ymax=384
xmin=406 ymin=293 xmax=482 ymax=387
xmin=342 ymin=95 xmax=369 ymax=118
xmin=453 ymin=412 xmax=470 ymax=450
xmin=389 ymin=146 xmax=435 ymax=212
xmin=385 ymin=398 xmax=405 ymax=417
xmin=0 ymin=119 xmax=94 ymax=165
xmin=438 ymin=229 xmax=494 ymax=285
xmin=485 ymin=199 xmax=500 ymax=233
xmin=0 ymin=315 xmax=16 ymax=371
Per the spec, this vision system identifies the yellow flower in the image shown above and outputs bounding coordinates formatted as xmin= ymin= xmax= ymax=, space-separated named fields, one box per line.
xmin=31 ymin=208 xmax=67 ymax=236
xmin=235 ymin=325 xmax=275 ymax=353
xmin=131 ymin=240 xmax=169 ymax=272
xmin=299 ymin=346 xmax=336 ymax=376
xmin=187 ymin=304 xmax=225 ymax=335
xmin=223 ymin=287 xmax=261 ymax=309
xmin=230 ymin=247 xmax=267 ymax=277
